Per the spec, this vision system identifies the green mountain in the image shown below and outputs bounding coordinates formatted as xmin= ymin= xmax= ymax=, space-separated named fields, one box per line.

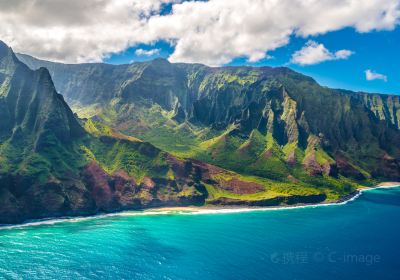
xmin=4 ymin=42 xmax=330 ymax=224
xmin=17 ymin=53 xmax=400 ymax=187
xmin=0 ymin=44 xmax=397 ymax=223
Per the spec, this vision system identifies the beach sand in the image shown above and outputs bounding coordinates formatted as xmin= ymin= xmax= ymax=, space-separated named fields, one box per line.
xmin=2 ymin=182 xmax=400 ymax=229
xmin=146 ymin=182 xmax=400 ymax=214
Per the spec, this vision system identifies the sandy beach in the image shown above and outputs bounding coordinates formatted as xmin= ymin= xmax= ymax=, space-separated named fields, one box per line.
xmin=146 ymin=182 xmax=400 ymax=214
xmin=1 ymin=182 xmax=399 ymax=229
xmin=376 ymin=182 xmax=400 ymax=187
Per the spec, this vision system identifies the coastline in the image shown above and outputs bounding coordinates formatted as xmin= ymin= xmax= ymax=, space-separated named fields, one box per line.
xmin=144 ymin=182 xmax=400 ymax=214
xmin=1 ymin=183 xmax=399 ymax=230
xmin=375 ymin=182 xmax=400 ymax=188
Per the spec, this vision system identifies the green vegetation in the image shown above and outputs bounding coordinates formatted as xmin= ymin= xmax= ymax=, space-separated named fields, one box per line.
xmin=81 ymin=137 xmax=168 ymax=183
xmin=70 ymin=99 xmax=382 ymax=203
xmin=0 ymin=41 xmax=397 ymax=225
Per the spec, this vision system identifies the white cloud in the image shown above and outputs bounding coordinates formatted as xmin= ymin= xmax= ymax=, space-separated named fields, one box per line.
xmin=335 ymin=49 xmax=354 ymax=59
xmin=291 ymin=40 xmax=354 ymax=65
xmin=0 ymin=0 xmax=399 ymax=65
xmin=135 ymin=48 xmax=161 ymax=56
xmin=0 ymin=0 xmax=177 ymax=63
xmin=365 ymin=69 xmax=388 ymax=82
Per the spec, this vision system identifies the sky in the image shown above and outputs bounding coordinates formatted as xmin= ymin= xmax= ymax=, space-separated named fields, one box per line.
xmin=0 ymin=0 xmax=399 ymax=94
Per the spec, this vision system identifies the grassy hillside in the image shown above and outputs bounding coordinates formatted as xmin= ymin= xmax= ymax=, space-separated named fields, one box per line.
xmin=0 ymin=46 xmax=397 ymax=225
xmin=17 ymin=54 xmax=399 ymax=184
xmin=4 ymin=41 xmax=369 ymax=225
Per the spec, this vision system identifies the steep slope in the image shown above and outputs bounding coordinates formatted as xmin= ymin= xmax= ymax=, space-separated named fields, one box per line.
xmin=16 ymin=53 xmax=146 ymax=105
xmin=1 ymin=44 xmax=208 ymax=224
xmin=16 ymin=52 xmax=400 ymax=202
xmin=0 ymin=41 xmax=86 ymax=186
xmin=2 ymin=42 xmax=337 ymax=224
xmin=17 ymin=53 xmax=400 ymax=130
xmin=0 ymin=42 xmax=89 ymax=223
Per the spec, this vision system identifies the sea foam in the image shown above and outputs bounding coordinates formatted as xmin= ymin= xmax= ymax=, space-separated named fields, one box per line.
xmin=1 ymin=184 xmax=399 ymax=230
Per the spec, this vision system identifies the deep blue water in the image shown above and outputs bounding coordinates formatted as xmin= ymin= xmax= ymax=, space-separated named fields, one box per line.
xmin=1 ymin=187 xmax=400 ymax=280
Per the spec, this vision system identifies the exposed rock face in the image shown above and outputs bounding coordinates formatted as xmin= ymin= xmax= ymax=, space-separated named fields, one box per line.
xmin=355 ymin=92 xmax=400 ymax=130
xmin=0 ymin=42 xmax=88 ymax=223
xmin=216 ymin=178 xmax=264 ymax=194
xmin=17 ymin=53 xmax=400 ymax=129
xmin=1 ymin=42 xmax=398 ymax=224
xmin=81 ymin=159 xmax=207 ymax=212
xmin=16 ymin=53 xmax=400 ymax=183
xmin=1 ymin=45 xmax=85 ymax=146
xmin=0 ymin=42 xmax=206 ymax=224
xmin=5 ymin=42 xmax=329 ymax=225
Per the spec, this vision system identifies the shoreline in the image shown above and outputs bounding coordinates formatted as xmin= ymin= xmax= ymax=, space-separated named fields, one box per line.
xmin=1 ymin=183 xmax=399 ymax=230
xmin=143 ymin=182 xmax=400 ymax=214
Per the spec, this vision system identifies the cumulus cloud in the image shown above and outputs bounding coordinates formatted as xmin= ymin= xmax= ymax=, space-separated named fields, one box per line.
xmin=291 ymin=41 xmax=354 ymax=65
xmin=0 ymin=0 xmax=399 ymax=65
xmin=334 ymin=49 xmax=354 ymax=59
xmin=365 ymin=69 xmax=388 ymax=82
xmin=0 ymin=0 xmax=176 ymax=63
xmin=135 ymin=48 xmax=161 ymax=56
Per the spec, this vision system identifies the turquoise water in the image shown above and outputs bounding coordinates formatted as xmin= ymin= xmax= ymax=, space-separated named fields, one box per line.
xmin=1 ymin=187 xmax=400 ymax=280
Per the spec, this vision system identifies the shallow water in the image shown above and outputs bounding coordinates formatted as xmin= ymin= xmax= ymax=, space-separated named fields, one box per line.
xmin=1 ymin=187 xmax=400 ymax=279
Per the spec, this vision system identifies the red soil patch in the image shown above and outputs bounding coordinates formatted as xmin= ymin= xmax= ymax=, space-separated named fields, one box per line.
xmin=219 ymin=178 xmax=264 ymax=194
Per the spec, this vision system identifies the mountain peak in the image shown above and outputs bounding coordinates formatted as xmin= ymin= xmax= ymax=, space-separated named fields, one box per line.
xmin=0 ymin=40 xmax=11 ymax=59
xmin=0 ymin=40 xmax=85 ymax=146
xmin=150 ymin=57 xmax=171 ymax=65
xmin=0 ymin=40 xmax=29 ymax=73
xmin=0 ymin=40 xmax=8 ymax=49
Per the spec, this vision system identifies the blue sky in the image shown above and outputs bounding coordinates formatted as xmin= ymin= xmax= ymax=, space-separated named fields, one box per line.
xmin=106 ymin=27 xmax=399 ymax=95
xmin=1 ymin=0 xmax=398 ymax=95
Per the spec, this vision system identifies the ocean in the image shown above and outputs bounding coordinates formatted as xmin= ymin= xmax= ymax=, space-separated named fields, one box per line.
xmin=0 ymin=186 xmax=399 ymax=279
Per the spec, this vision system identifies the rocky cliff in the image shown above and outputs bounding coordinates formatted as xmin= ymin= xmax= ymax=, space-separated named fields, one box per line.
xmin=1 ymin=42 xmax=337 ymax=224
xmin=17 ymin=53 xmax=400 ymax=185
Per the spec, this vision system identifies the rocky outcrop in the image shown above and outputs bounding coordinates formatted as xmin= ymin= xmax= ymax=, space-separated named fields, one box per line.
xmin=3 ymin=41 xmax=289 ymax=224
xmin=16 ymin=53 xmax=400 ymax=181
xmin=0 ymin=42 xmax=210 ymax=224
xmin=0 ymin=45 xmax=85 ymax=146
xmin=1 ymin=41 xmax=398 ymax=224
xmin=355 ymin=92 xmax=400 ymax=130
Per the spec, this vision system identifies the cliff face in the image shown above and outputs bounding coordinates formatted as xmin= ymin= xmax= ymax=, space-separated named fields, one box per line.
xmin=3 ymin=42 xmax=340 ymax=225
xmin=17 ymin=54 xmax=400 ymax=129
xmin=1 ymin=45 xmax=85 ymax=148
xmin=0 ymin=42 xmax=88 ymax=223
xmin=0 ymin=44 xmax=192 ymax=223
xmin=355 ymin=92 xmax=400 ymax=130
xmin=1 ymin=45 xmax=208 ymax=224
xmin=17 ymin=53 xmax=400 ymax=183
xmin=0 ymin=47 xmax=394 ymax=226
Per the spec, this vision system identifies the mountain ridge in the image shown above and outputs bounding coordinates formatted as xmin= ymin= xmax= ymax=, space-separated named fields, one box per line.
xmin=17 ymin=52 xmax=400 ymax=136
xmin=16 ymin=52 xmax=398 ymax=96
xmin=0 ymin=43 xmax=222 ymax=223
xmin=15 ymin=51 xmax=400 ymax=188
xmin=2 ymin=41 xmax=343 ymax=224
xmin=0 ymin=41 xmax=398 ymax=223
